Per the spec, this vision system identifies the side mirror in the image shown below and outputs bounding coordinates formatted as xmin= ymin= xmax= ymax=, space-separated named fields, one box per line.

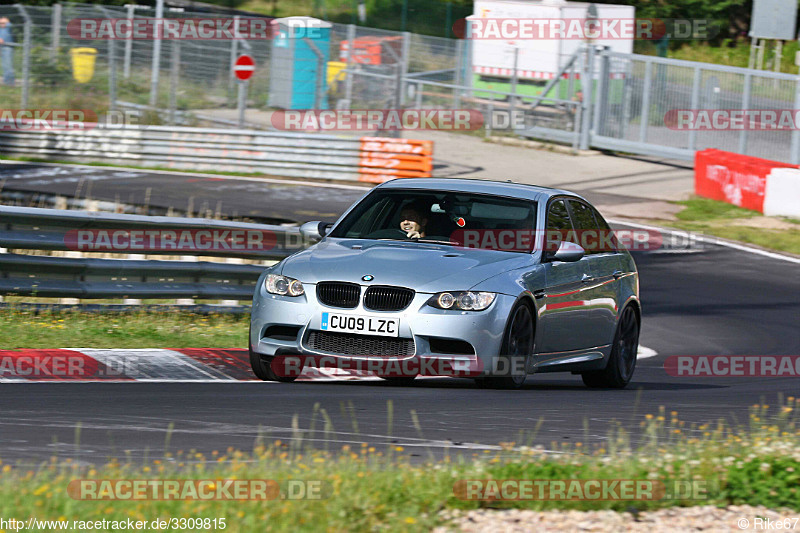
xmin=551 ymin=240 xmax=585 ymax=262
xmin=299 ymin=221 xmax=330 ymax=241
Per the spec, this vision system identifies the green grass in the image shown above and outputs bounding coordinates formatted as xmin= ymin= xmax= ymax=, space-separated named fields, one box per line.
xmin=655 ymin=39 xmax=800 ymax=74
xmin=0 ymin=309 xmax=249 ymax=350
xmin=661 ymin=197 xmax=800 ymax=255
xmin=0 ymin=401 xmax=798 ymax=532
xmin=674 ymin=197 xmax=762 ymax=222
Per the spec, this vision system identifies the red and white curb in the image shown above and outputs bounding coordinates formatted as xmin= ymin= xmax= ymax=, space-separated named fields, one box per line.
xmin=0 ymin=346 xmax=657 ymax=382
xmin=0 ymin=348 xmax=374 ymax=382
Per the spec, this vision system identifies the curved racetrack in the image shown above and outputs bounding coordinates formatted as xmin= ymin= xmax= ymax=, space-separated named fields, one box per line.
xmin=0 ymin=164 xmax=798 ymax=464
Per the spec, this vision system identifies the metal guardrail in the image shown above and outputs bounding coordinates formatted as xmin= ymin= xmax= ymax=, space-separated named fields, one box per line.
xmin=0 ymin=205 xmax=301 ymax=258
xmin=0 ymin=125 xmax=433 ymax=183
xmin=0 ymin=205 xmax=300 ymax=301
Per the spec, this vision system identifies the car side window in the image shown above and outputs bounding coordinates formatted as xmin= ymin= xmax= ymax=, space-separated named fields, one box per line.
xmin=568 ymin=200 xmax=601 ymax=255
xmin=545 ymin=199 xmax=574 ymax=255
xmin=344 ymin=197 xmax=392 ymax=237
xmin=591 ymin=207 xmax=619 ymax=252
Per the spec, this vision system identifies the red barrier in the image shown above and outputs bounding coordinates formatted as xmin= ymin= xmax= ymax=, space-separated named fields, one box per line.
xmin=694 ymin=149 xmax=798 ymax=212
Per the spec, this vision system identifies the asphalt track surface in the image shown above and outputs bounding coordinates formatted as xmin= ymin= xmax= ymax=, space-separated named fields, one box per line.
xmin=0 ymin=162 xmax=367 ymax=224
xmin=0 ymin=164 xmax=798 ymax=465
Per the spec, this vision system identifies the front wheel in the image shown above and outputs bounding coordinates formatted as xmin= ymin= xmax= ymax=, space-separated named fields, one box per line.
xmin=581 ymin=305 xmax=639 ymax=389
xmin=249 ymin=348 xmax=299 ymax=382
xmin=479 ymin=301 xmax=534 ymax=390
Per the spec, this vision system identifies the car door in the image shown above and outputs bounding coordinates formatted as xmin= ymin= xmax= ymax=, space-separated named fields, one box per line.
xmin=536 ymin=198 xmax=595 ymax=357
xmin=566 ymin=199 xmax=622 ymax=349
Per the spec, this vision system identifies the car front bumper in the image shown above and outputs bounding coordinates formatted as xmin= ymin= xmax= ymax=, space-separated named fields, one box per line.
xmin=249 ymin=281 xmax=519 ymax=377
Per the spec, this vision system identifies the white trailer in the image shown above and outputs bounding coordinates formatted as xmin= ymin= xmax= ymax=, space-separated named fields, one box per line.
xmin=469 ymin=0 xmax=634 ymax=93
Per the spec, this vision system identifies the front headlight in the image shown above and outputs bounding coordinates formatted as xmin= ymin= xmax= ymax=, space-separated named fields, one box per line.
xmin=265 ymin=274 xmax=304 ymax=296
xmin=427 ymin=291 xmax=496 ymax=311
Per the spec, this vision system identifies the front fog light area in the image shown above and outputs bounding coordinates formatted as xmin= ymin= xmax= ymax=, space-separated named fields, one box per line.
xmin=428 ymin=291 xmax=496 ymax=311
xmin=266 ymin=274 xmax=305 ymax=296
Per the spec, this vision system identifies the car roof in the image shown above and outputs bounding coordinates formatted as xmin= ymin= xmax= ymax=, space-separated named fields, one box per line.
xmin=375 ymin=178 xmax=582 ymax=202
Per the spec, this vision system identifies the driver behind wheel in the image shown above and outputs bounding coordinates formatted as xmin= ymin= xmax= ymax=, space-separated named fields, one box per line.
xmin=399 ymin=201 xmax=429 ymax=239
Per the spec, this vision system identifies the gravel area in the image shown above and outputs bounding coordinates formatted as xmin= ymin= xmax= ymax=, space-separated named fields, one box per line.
xmin=435 ymin=506 xmax=800 ymax=532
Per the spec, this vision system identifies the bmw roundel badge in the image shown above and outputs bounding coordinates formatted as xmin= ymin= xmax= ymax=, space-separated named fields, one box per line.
xmin=362 ymin=275 xmax=374 ymax=282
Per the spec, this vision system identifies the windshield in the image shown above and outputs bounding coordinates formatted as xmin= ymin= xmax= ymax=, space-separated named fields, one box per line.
xmin=329 ymin=190 xmax=537 ymax=253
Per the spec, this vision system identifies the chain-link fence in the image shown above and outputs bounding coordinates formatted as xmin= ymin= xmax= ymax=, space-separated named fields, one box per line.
xmin=592 ymin=50 xmax=800 ymax=164
xmin=0 ymin=3 xmax=578 ymax=135
xmin=1 ymin=3 xmax=798 ymax=163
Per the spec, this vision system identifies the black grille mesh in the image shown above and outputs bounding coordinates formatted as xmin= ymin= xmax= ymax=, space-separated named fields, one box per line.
xmin=306 ymin=331 xmax=415 ymax=356
xmin=317 ymin=282 xmax=360 ymax=308
xmin=364 ymin=286 xmax=415 ymax=311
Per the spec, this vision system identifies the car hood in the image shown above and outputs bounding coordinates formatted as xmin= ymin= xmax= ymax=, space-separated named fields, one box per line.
xmin=281 ymin=238 xmax=534 ymax=293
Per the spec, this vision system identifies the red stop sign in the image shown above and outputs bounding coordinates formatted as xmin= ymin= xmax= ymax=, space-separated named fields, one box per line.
xmin=233 ymin=54 xmax=255 ymax=81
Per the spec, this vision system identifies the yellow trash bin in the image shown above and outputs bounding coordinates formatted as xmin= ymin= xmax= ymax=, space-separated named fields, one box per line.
xmin=327 ymin=61 xmax=347 ymax=90
xmin=70 ymin=47 xmax=97 ymax=83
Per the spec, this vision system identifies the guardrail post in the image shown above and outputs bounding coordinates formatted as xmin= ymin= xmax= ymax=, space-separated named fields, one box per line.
xmin=221 ymin=257 xmax=244 ymax=306
xmin=123 ymin=254 xmax=145 ymax=305
xmin=176 ymin=255 xmax=198 ymax=305
xmin=61 ymin=251 xmax=83 ymax=305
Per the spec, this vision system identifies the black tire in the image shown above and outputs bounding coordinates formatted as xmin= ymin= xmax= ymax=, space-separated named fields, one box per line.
xmin=480 ymin=301 xmax=534 ymax=390
xmin=249 ymin=348 xmax=299 ymax=383
xmin=581 ymin=305 xmax=639 ymax=389
xmin=379 ymin=376 xmax=417 ymax=386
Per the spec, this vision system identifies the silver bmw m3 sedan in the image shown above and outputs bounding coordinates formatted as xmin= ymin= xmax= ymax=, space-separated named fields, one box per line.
xmin=250 ymin=178 xmax=640 ymax=389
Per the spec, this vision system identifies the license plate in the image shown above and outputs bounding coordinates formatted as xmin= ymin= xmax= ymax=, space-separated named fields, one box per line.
xmin=320 ymin=312 xmax=399 ymax=337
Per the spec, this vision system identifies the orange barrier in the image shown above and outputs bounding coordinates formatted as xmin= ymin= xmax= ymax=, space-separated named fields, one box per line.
xmin=339 ymin=36 xmax=403 ymax=65
xmin=357 ymin=137 xmax=434 ymax=183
